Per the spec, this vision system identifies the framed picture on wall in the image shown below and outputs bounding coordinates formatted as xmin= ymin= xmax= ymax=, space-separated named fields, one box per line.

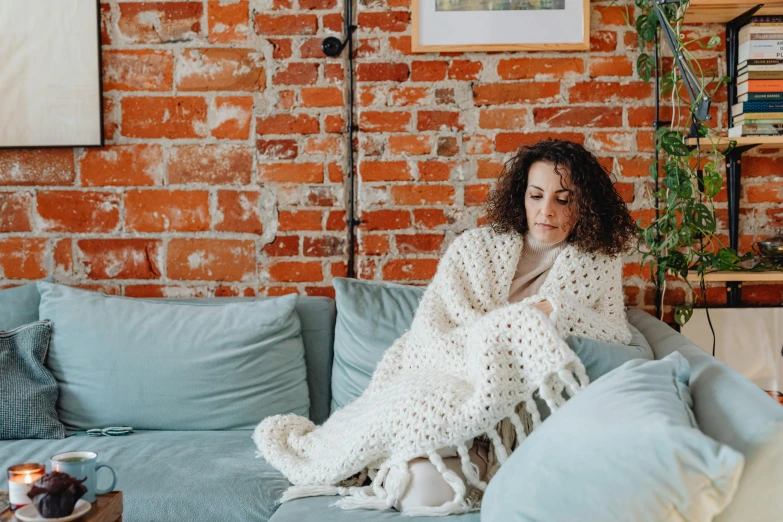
xmin=412 ymin=0 xmax=590 ymax=53
xmin=0 ymin=0 xmax=103 ymax=148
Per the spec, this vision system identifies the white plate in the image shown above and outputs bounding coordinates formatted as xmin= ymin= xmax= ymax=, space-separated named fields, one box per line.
xmin=14 ymin=499 xmax=91 ymax=522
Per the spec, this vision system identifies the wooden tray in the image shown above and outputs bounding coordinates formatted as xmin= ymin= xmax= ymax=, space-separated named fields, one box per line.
xmin=0 ymin=491 xmax=122 ymax=522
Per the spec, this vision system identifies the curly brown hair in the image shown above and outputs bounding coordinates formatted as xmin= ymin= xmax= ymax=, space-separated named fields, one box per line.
xmin=484 ymin=138 xmax=638 ymax=257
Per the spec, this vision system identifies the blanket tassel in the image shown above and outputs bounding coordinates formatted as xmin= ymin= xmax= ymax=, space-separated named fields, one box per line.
xmin=401 ymin=452 xmax=472 ymax=517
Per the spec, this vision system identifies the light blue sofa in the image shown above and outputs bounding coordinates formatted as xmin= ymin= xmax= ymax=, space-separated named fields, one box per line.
xmin=2 ymin=297 xmax=781 ymax=522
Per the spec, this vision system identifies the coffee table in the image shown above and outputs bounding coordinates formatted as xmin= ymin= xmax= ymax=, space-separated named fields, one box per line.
xmin=0 ymin=491 xmax=122 ymax=522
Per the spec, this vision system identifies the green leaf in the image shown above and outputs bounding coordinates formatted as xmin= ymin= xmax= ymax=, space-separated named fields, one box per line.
xmin=637 ymin=53 xmax=654 ymax=82
xmin=636 ymin=14 xmax=657 ymax=42
xmin=716 ymin=247 xmax=742 ymax=270
xmin=648 ymin=160 xmax=659 ymax=181
xmin=674 ymin=305 xmax=694 ymax=326
xmin=660 ymin=132 xmax=690 ymax=156
xmin=690 ymin=202 xmax=717 ymax=233
xmin=693 ymin=35 xmax=721 ymax=49
xmin=705 ymin=35 xmax=721 ymax=49
xmin=660 ymin=71 xmax=676 ymax=94
xmin=702 ymin=169 xmax=722 ymax=198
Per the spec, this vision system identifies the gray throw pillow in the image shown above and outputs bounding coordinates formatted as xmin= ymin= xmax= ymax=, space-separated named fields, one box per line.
xmin=330 ymin=277 xmax=653 ymax=412
xmin=0 ymin=321 xmax=66 ymax=439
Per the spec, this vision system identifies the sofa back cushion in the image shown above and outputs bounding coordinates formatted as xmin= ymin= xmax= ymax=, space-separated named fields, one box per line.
xmin=0 ymin=277 xmax=53 ymax=331
xmin=38 ymin=283 xmax=309 ymax=431
xmin=331 ymin=277 xmax=653 ymax=413
xmin=162 ymin=296 xmax=335 ymax=426
xmin=331 ymin=277 xmax=424 ymax=412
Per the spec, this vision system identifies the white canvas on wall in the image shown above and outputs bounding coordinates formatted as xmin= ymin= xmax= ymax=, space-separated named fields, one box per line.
xmin=682 ymin=308 xmax=783 ymax=394
xmin=0 ymin=0 xmax=102 ymax=147
xmin=413 ymin=0 xmax=590 ymax=52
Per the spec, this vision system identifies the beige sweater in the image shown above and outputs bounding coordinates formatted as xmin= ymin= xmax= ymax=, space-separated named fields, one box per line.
xmin=507 ymin=234 xmax=567 ymax=303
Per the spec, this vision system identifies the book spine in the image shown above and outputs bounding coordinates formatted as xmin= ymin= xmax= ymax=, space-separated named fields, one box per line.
xmin=736 ymin=119 xmax=783 ymax=124
xmin=740 ymin=80 xmax=783 ymax=92
xmin=736 ymin=112 xmax=783 ymax=119
xmin=745 ymin=16 xmax=783 ymax=24
xmin=740 ymin=31 xmax=783 ymax=44
xmin=739 ymin=93 xmax=783 ymax=101
xmin=738 ymin=41 xmax=783 ymax=61
xmin=738 ymin=64 xmax=783 ymax=72
xmin=734 ymin=102 xmax=783 ymax=112
xmin=728 ymin=127 xmax=783 ymax=137
xmin=738 ymin=71 xmax=783 ymax=81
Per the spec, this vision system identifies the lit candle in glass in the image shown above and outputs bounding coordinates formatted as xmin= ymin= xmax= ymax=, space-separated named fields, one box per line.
xmin=7 ymin=463 xmax=45 ymax=511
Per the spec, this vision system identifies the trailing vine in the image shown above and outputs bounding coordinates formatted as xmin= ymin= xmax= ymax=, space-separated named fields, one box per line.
xmin=616 ymin=0 xmax=781 ymax=324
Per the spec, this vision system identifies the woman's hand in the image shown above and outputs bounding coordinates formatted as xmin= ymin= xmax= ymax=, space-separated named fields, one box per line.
xmin=532 ymin=300 xmax=553 ymax=317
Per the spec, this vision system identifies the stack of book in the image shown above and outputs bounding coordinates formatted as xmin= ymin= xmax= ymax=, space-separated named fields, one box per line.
xmin=730 ymin=16 xmax=783 ymax=138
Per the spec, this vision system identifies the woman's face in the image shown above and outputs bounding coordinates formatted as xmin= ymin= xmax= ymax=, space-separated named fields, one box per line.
xmin=524 ymin=161 xmax=574 ymax=243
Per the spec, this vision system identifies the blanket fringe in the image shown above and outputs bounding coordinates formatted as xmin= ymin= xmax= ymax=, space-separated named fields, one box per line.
xmin=399 ymin=452 xmax=472 ymax=517
xmin=280 ymin=484 xmax=371 ymax=503
xmin=486 ymin=426 xmax=508 ymax=465
xmin=526 ymin=397 xmax=542 ymax=428
xmin=281 ymin=368 xmax=587 ymax=516
xmin=457 ymin=443 xmax=487 ymax=491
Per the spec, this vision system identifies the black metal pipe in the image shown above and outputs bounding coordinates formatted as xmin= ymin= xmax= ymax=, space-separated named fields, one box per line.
xmin=322 ymin=1 xmax=360 ymax=278
xmin=654 ymin=27 xmax=663 ymax=319
xmin=723 ymin=5 xmax=763 ymax=305
xmin=344 ymin=2 xmax=358 ymax=278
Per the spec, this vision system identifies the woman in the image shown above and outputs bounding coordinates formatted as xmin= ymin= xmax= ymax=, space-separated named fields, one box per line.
xmin=255 ymin=139 xmax=638 ymax=516
xmin=385 ymin=138 xmax=638 ymax=512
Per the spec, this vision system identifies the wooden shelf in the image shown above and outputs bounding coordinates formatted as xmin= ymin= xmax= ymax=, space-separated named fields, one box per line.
xmin=686 ymin=271 xmax=783 ymax=282
xmin=685 ymin=136 xmax=783 ymax=150
xmin=684 ymin=0 xmax=783 ymax=24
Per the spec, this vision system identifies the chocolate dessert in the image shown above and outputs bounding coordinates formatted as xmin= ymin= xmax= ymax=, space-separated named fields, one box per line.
xmin=26 ymin=471 xmax=87 ymax=518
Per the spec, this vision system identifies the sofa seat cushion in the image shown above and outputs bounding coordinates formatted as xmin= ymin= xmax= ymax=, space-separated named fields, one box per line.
xmin=0 ymin=430 xmax=288 ymax=522
xmin=268 ymin=496 xmax=479 ymax=522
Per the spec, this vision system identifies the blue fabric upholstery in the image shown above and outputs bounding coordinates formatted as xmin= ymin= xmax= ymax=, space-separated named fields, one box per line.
xmin=268 ymin=496 xmax=479 ymax=522
xmin=161 ymin=296 xmax=336 ymax=426
xmin=628 ymin=310 xmax=783 ymax=522
xmin=0 ymin=277 xmax=53 ymax=331
xmin=482 ymin=353 xmax=745 ymax=522
xmin=0 ymin=430 xmax=286 ymax=522
xmin=39 ymin=283 xmax=309 ymax=431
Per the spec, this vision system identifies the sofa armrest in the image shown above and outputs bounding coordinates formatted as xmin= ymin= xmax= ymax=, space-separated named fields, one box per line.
xmin=627 ymin=309 xmax=783 ymax=522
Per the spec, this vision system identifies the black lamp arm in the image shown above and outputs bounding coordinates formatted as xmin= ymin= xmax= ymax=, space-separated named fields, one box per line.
xmin=653 ymin=0 xmax=712 ymax=123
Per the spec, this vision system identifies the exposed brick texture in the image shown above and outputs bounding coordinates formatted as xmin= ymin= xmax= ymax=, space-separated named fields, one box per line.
xmin=0 ymin=1 xmax=778 ymax=312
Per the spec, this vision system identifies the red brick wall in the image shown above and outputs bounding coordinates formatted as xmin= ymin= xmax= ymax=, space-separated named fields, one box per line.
xmin=0 ymin=1 xmax=780 ymax=314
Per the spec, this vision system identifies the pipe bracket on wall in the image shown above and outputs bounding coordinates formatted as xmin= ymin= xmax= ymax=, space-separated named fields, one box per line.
xmin=322 ymin=25 xmax=357 ymax=57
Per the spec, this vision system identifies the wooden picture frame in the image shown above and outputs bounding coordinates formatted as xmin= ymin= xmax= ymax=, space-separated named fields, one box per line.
xmin=411 ymin=0 xmax=590 ymax=53
xmin=0 ymin=0 xmax=104 ymax=148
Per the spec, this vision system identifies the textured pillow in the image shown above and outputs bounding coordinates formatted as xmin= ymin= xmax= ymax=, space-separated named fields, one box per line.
xmin=0 ymin=276 xmax=54 ymax=331
xmin=38 ymin=282 xmax=309 ymax=431
xmin=0 ymin=321 xmax=66 ymax=439
xmin=330 ymin=277 xmax=652 ymax=411
xmin=482 ymin=353 xmax=745 ymax=522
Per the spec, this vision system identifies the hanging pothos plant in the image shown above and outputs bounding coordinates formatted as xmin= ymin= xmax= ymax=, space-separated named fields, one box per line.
xmin=614 ymin=0 xmax=781 ymax=325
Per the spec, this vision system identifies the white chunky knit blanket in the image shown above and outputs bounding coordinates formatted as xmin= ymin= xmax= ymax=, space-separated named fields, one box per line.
xmin=254 ymin=226 xmax=632 ymax=516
